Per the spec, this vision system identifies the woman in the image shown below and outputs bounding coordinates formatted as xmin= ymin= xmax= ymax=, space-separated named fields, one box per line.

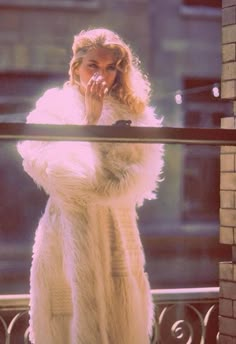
xmin=17 ymin=28 xmax=164 ymax=344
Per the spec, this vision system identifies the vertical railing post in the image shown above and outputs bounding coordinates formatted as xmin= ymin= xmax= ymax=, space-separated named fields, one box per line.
xmin=219 ymin=1 xmax=236 ymax=342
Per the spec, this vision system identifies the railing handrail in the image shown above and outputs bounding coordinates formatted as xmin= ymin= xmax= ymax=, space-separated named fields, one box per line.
xmin=0 ymin=294 xmax=29 ymax=310
xmin=152 ymin=287 xmax=219 ymax=304
xmin=0 ymin=122 xmax=236 ymax=145
xmin=0 ymin=287 xmax=219 ymax=310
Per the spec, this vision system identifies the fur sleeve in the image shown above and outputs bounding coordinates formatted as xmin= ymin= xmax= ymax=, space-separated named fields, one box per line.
xmin=93 ymin=106 xmax=164 ymax=206
xmin=17 ymin=88 xmax=98 ymax=204
xmin=18 ymin=92 xmax=164 ymax=207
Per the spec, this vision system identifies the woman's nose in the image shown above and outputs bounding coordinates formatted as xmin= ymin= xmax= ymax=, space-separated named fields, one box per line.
xmin=98 ymin=68 xmax=106 ymax=78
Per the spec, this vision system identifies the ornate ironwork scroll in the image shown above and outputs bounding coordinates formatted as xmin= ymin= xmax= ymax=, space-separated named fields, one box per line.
xmin=0 ymin=289 xmax=219 ymax=344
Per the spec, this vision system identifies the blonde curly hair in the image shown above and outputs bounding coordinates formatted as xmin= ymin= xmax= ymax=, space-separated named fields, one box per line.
xmin=68 ymin=28 xmax=151 ymax=114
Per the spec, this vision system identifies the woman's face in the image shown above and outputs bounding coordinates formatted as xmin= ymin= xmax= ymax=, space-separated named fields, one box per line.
xmin=75 ymin=47 xmax=118 ymax=93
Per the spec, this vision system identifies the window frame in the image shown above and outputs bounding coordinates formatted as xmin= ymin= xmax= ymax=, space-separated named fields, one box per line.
xmin=182 ymin=0 xmax=221 ymax=7
xmin=0 ymin=0 xmax=102 ymax=11
xmin=179 ymin=0 xmax=221 ymax=19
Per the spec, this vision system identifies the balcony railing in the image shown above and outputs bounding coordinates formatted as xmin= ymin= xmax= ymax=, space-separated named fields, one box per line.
xmin=153 ymin=287 xmax=219 ymax=343
xmin=0 ymin=288 xmax=219 ymax=344
xmin=0 ymin=122 xmax=234 ymax=343
xmin=0 ymin=122 xmax=236 ymax=145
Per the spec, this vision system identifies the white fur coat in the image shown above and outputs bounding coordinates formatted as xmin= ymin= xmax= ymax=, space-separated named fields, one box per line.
xmin=17 ymin=84 xmax=164 ymax=344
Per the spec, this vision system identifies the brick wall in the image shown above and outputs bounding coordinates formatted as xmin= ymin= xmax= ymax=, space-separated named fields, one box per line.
xmin=220 ymin=0 xmax=236 ymax=342
xmin=0 ymin=1 xmax=150 ymax=74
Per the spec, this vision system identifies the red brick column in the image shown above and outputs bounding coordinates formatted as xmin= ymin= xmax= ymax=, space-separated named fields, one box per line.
xmin=219 ymin=1 xmax=236 ymax=342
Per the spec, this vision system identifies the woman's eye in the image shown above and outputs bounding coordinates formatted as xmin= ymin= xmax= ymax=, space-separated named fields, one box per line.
xmin=88 ymin=64 xmax=98 ymax=69
xmin=107 ymin=65 xmax=116 ymax=71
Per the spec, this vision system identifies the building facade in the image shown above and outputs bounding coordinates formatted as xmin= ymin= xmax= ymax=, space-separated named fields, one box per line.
xmin=0 ymin=0 xmax=231 ymax=293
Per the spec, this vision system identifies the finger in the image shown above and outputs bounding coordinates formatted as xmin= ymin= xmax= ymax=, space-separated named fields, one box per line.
xmin=104 ymin=87 xmax=109 ymax=95
xmin=87 ymin=75 xmax=98 ymax=94
xmin=95 ymin=79 xmax=104 ymax=97
xmin=87 ymin=83 xmax=103 ymax=100
xmin=86 ymin=80 xmax=94 ymax=94
xmin=98 ymin=80 xmax=109 ymax=97
xmin=87 ymin=73 xmax=98 ymax=88
xmin=88 ymin=74 xmax=100 ymax=94
xmin=95 ymin=75 xmax=103 ymax=84
xmin=93 ymin=75 xmax=105 ymax=95
xmin=87 ymin=74 xmax=107 ymax=97
xmin=92 ymin=72 xmax=99 ymax=80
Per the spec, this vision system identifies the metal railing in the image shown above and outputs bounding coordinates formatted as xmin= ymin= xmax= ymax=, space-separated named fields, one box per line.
xmin=152 ymin=287 xmax=219 ymax=343
xmin=0 ymin=288 xmax=219 ymax=344
xmin=0 ymin=294 xmax=30 ymax=344
xmin=0 ymin=122 xmax=234 ymax=343
xmin=0 ymin=122 xmax=236 ymax=145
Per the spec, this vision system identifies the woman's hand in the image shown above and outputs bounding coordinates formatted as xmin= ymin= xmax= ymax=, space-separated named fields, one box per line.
xmin=85 ymin=73 xmax=109 ymax=124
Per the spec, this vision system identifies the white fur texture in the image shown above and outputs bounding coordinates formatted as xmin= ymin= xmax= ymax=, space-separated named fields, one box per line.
xmin=17 ymin=84 xmax=164 ymax=344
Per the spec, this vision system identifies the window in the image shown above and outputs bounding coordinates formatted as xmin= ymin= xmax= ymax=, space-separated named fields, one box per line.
xmin=182 ymin=0 xmax=221 ymax=8
xmin=0 ymin=72 xmax=65 ymax=293
xmin=0 ymin=71 xmax=65 ymax=121
xmin=182 ymin=78 xmax=231 ymax=223
xmin=180 ymin=0 xmax=221 ymax=18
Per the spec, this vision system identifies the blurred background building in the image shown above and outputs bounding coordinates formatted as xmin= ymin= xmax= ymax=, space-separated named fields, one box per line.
xmin=0 ymin=0 xmax=232 ymax=293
